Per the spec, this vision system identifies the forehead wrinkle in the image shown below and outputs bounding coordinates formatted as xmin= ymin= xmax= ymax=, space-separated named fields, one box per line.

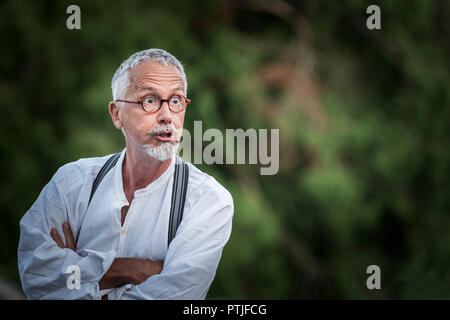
xmin=131 ymin=79 xmax=183 ymax=96
xmin=133 ymin=78 xmax=185 ymax=94
xmin=131 ymin=72 xmax=183 ymax=81
xmin=137 ymin=86 xmax=184 ymax=93
xmin=131 ymin=73 xmax=184 ymax=92
xmin=135 ymin=86 xmax=185 ymax=98
xmin=127 ymin=65 xmax=185 ymax=97
xmin=131 ymin=63 xmax=182 ymax=80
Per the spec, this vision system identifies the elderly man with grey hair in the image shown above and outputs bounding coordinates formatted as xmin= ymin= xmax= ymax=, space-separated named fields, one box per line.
xmin=17 ymin=49 xmax=234 ymax=300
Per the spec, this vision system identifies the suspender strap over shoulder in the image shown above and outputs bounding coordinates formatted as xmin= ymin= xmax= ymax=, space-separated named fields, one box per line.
xmin=85 ymin=152 xmax=189 ymax=247
xmin=88 ymin=152 xmax=121 ymax=206
xmin=168 ymin=156 xmax=189 ymax=246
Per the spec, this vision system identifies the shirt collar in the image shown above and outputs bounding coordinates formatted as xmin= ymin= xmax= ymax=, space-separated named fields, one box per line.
xmin=114 ymin=148 xmax=177 ymax=203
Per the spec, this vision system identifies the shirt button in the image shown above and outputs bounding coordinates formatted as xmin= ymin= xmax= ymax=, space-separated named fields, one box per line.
xmin=121 ymin=228 xmax=126 ymax=235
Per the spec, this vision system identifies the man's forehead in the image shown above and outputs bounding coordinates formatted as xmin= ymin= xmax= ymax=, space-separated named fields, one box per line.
xmin=129 ymin=61 xmax=184 ymax=89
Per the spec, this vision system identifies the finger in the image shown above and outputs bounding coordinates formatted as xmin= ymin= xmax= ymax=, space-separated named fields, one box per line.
xmin=62 ymin=222 xmax=76 ymax=250
xmin=51 ymin=228 xmax=65 ymax=248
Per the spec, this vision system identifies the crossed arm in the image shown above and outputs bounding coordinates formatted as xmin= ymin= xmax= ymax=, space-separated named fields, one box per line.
xmin=19 ymin=170 xmax=233 ymax=300
xmin=50 ymin=222 xmax=163 ymax=294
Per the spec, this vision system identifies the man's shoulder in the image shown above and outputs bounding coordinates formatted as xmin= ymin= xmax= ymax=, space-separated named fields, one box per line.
xmin=52 ymin=152 xmax=119 ymax=189
xmin=58 ymin=153 xmax=116 ymax=174
xmin=181 ymin=158 xmax=233 ymax=206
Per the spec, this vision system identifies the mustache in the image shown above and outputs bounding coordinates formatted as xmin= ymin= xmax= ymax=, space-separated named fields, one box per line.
xmin=147 ymin=124 xmax=182 ymax=140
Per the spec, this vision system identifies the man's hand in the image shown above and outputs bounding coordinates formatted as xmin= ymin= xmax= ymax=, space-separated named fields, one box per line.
xmin=50 ymin=221 xmax=164 ymax=293
xmin=50 ymin=222 xmax=76 ymax=250
xmin=99 ymin=258 xmax=163 ymax=290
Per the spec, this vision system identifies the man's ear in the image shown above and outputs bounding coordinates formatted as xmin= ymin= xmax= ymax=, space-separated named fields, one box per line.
xmin=109 ymin=101 xmax=122 ymax=129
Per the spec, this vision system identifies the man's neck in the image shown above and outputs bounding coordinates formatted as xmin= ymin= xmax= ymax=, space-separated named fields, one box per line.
xmin=121 ymin=146 xmax=172 ymax=201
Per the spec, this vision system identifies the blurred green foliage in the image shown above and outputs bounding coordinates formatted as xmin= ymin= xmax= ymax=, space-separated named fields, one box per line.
xmin=1 ymin=0 xmax=449 ymax=299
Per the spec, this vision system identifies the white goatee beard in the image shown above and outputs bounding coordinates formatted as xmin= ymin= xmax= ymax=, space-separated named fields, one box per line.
xmin=139 ymin=123 xmax=182 ymax=161
xmin=140 ymin=142 xmax=179 ymax=161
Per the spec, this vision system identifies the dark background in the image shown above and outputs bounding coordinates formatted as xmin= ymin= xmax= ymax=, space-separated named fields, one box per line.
xmin=1 ymin=0 xmax=449 ymax=299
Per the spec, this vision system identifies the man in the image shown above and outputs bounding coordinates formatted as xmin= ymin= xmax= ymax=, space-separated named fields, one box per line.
xmin=17 ymin=49 xmax=234 ymax=300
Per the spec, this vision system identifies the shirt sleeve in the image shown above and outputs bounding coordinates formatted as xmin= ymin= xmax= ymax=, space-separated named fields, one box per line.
xmin=108 ymin=180 xmax=234 ymax=300
xmin=17 ymin=164 xmax=116 ymax=300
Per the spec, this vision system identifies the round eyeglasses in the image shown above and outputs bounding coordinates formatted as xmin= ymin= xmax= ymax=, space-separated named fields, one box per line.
xmin=116 ymin=95 xmax=191 ymax=113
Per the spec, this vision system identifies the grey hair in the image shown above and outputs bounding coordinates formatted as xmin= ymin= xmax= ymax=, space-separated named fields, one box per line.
xmin=111 ymin=48 xmax=187 ymax=100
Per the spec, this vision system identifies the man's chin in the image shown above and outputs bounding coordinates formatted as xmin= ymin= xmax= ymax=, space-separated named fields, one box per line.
xmin=140 ymin=143 xmax=179 ymax=162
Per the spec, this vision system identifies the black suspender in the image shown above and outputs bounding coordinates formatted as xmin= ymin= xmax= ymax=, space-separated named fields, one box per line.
xmin=83 ymin=152 xmax=189 ymax=247
xmin=88 ymin=152 xmax=121 ymax=205
xmin=168 ymin=156 xmax=189 ymax=246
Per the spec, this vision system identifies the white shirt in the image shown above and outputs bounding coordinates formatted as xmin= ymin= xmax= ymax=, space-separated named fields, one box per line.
xmin=17 ymin=149 xmax=234 ymax=300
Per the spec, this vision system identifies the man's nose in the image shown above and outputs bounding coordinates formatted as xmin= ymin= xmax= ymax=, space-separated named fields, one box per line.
xmin=156 ymin=101 xmax=172 ymax=124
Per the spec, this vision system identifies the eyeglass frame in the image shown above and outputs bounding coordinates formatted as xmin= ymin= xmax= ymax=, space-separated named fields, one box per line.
xmin=115 ymin=94 xmax=191 ymax=114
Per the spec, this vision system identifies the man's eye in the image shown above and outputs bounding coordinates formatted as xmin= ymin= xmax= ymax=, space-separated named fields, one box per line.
xmin=170 ymin=96 xmax=181 ymax=104
xmin=144 ymin=96 xmax=157 ymax=104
